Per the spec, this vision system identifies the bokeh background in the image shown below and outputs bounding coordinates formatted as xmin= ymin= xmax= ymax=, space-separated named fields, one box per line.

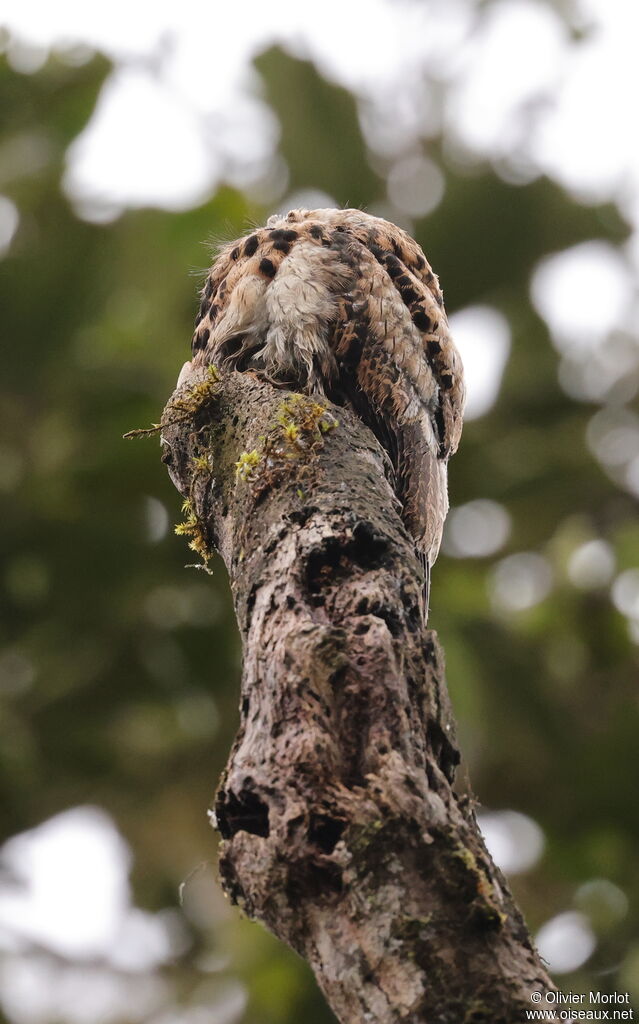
xmin=1 ymin=1 xmax=638 ymax=1021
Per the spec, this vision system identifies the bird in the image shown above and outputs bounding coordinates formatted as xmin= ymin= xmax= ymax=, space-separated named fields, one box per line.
xmin=181 ymin=207 xmax=465 ymax=616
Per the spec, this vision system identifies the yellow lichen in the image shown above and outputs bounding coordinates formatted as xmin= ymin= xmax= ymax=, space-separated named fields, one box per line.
xmin=123 ymin=364 xmax=221 ymax=440
xmin=450 ymin=843 xmax=506 ymax=928
xmin=191 ymin=453 xmax=212 ymax=473
xmin=452 ymin=846 xmax=478 ymax=873
xmin=282 ymin=422 xmax=300 ymax=442
xmin=235 ymin=449 xmax=261 ymax=481
xmin=171 ymin=364 xmax=220 ymax=416
xmin=276 ymin=394 xmax=338 ymax=442
xmin=124 ymin=369 xmax=221 ymax=570
xmin=174 ymin=498 xmax=212 ymax=572
xmin=319 ymin=415 xmax=338 ymax=433
xmin=233 ymin=393 xmax=340 ymax=506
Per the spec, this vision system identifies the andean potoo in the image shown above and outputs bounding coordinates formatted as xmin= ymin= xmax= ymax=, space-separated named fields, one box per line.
xmin=178 ymin=208 xmax=465 ymax=616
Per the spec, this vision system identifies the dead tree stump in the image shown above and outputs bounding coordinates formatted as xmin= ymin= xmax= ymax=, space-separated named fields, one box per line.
xmin=158 ymin=367 xmax=558 ymax=1024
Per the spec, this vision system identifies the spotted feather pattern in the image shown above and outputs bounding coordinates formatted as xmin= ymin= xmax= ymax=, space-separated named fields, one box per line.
xmin=187 ymin=208 xmax=465 ymax=608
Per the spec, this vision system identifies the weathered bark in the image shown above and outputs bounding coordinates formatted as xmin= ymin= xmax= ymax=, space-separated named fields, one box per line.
xmin=160 ymin=367 xmax=559 ymax=1024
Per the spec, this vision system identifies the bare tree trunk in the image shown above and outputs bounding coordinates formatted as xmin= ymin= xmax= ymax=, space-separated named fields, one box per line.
xmin=160 ymin=367 xmax=559 ymax=1024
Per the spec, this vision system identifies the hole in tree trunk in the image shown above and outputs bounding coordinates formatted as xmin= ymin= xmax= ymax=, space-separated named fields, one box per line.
xmin=216 ymin=787 xmax=270 ymax=839
xmin=308 ymin=814 xmax=345 ymax=854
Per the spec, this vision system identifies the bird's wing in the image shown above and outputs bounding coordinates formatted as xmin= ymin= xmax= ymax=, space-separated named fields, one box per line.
xmin=327 ymin=232 xmax=451 ymax=566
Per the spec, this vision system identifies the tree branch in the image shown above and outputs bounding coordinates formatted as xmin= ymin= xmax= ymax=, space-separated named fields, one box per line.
xmin=160 ymin=367 xmax=559 ymax=1024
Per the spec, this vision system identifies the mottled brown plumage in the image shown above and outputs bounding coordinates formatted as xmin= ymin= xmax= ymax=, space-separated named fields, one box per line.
xmin=182 ymin=207 xmax=465 ymax=614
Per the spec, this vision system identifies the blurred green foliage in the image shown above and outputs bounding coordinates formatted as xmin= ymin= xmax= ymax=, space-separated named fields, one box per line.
xmin=1 ymin=35 xmax=638 ymax=1024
